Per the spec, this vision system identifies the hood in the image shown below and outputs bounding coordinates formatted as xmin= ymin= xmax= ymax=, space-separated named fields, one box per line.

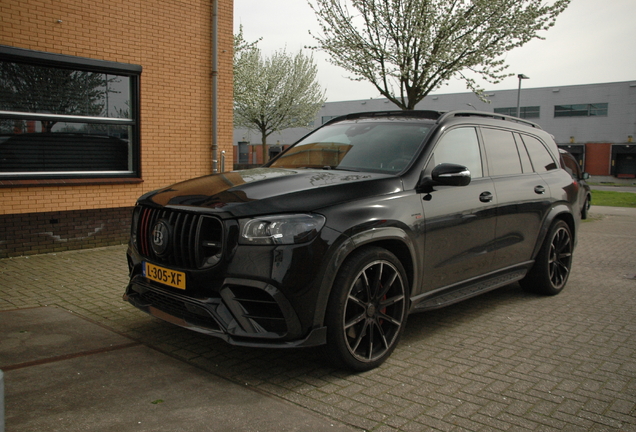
xmin=139 ymin=168 xmax=403 ymax=218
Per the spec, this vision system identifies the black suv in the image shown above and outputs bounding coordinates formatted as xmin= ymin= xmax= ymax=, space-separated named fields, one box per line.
xmin=124 ymin=110 xmax=581 ymax=370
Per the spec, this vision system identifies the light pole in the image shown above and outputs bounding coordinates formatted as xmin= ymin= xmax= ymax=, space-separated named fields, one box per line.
xmin=516 ymin=74 xmax=530 ymax=118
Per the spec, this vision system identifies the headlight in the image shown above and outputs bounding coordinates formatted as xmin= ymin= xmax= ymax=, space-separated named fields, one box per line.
xmin=239 ymin=214 xmax=326 ymax=245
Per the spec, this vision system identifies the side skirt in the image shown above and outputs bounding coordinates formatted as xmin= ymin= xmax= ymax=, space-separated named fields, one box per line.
xmin=410 ymin=263 xmax=533 ymax=312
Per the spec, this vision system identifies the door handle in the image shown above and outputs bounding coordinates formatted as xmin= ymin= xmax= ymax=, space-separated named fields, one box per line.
xmin=534 ymin=185 xmax=546 ymax=195
xmin=479 ymin=191 xmax=493 ymax=203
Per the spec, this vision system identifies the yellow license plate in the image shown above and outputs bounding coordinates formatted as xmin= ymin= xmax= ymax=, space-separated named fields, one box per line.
xmin=143 ymin=262 xmax=186 ymax=290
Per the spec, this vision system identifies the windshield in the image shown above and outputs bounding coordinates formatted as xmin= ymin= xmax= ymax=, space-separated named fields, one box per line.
xmin=269 ymin=119 xmax=431 ymax=173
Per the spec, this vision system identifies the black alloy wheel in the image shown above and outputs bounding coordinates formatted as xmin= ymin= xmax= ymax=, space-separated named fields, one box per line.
xmin=521 ymin=219 xmax=573 ymax=296
xmin=581 ymin=197 xmax=590 ymax=220
xmin=324 ymin=247 xmax=408 ymax=371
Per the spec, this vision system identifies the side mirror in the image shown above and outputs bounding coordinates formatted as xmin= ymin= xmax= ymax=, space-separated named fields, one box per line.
xmin=417 ymin=163 xmax=471 ymax=192
xmin=432 ymin=163 xmax=472 ymax=186
xmin=582 ymin=172 xmax=590 ymax=180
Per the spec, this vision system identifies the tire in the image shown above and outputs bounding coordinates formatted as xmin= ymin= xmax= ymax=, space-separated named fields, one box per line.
xmin=323 ymin=247 xmax=409 ymax=371
xmin=520 ymin=220 xmax=573 ymax=296
xmin=581 ymin=196 xmax=590 ymax=220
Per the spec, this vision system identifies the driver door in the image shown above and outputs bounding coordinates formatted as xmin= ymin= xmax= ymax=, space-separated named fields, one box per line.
xmin=420 ymin=126 xmax=497 ymax=291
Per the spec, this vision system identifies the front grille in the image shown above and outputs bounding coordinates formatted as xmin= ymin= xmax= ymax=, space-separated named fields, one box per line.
xmin=134 ymin=206 xmax=223 ymax=269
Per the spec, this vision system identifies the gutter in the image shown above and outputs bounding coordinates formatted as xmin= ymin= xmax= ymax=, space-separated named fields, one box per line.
xmin=211 ymin=0 xmax=218 ymax=173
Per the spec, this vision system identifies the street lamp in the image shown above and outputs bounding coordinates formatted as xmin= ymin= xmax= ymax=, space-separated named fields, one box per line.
xmin=516 ymin=74 xmax=530 ymax=118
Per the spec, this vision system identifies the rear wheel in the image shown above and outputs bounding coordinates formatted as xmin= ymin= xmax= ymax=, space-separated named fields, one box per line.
xmin=520 ymin=220 xmax=573 ymax=296
xmin=323 ymin=247 xmax=408 ymax=371
xmin=581 ymin=196 xmax=590 ymax=220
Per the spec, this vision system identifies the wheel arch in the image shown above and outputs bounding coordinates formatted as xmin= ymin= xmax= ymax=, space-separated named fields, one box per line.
xmin=312 ymin=226 xmax=418 ymax=329
xmin=532 ymin=205 xmax=577 ymax=260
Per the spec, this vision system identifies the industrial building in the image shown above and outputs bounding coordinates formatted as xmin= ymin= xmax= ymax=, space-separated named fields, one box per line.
xmin=234 ymin=81 xmax=636 ymax=179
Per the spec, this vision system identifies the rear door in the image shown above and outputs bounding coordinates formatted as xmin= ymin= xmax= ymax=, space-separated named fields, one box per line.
xmin=481 ymin=128 xmax=553 ymax=269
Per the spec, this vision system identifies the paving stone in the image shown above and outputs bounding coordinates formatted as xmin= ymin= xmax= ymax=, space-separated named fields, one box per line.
xmin=1 ymin=212 xmax=635 ymax=431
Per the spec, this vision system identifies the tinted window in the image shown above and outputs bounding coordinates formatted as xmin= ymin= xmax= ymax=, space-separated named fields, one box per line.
xmin=494 ymin=106 xmax=540 ymax=119
xmin=271 ymin=120 xmax=430 ymax=173
xmin=561 ymin=152 xmax=581 ymax=179
xmin=521 ymin=135 xmax=558 ymax=172
xmin=554 ymin=103 xmax=608 ymax=117
xmin=481 ymin=128 xmax=522 ymax=176
xmin=429 ymin=127 xmax=483 ymax=178
xmin=514 ymin=134 xmax=533 ymax=173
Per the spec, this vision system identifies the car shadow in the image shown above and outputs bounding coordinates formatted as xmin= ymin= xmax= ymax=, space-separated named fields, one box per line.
xmin=129 ymin=282 xmax=544 ymax=377
xmin=400 ymin=282 xmax=538 ymax=344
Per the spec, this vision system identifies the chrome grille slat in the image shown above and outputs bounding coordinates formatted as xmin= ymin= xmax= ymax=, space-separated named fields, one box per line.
xmin=187 ymin=214 xmax=196 ymax=266
xmin=135 ymin=206 xmax=222 ymax=270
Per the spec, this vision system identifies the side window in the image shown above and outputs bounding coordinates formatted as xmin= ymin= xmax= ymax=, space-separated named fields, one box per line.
xmin=429 ymin=127 xmax=483 ymax=178
xmin=481 ymin=128 xmax=522 ymax=176
xmin=514 ymin=134 xmax=533 ymax=173
xmin=561 ymin=152 xmax=581 ymax=179
xmin=521 ymin=135 xmax=558 ymax=172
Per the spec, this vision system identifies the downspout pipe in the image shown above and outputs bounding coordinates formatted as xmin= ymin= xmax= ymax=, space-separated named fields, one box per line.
xmin=211 ymin=0 xmax=219 ymax=173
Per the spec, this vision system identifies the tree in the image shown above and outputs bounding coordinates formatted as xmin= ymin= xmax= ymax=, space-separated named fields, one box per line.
xmin=307 ymin=0 xmax=571 ymax=110
xmin=234 ymin=29 xmax=325 ymax=162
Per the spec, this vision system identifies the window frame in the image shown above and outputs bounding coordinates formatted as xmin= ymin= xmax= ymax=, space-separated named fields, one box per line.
xmin=519 ymin=134 xmax=559 ymax=173
xmin=0 ymin=45 xmax=142 ymax=183
xmin=493 ymin=106 xmax=540 ymax=119
xmin=554 ymin=103 xmax=608 ymax=117
xmin=426 ymin=126 xmax=484 ymax=179
xmin=480 ymin=127 xmax=524 ymax=177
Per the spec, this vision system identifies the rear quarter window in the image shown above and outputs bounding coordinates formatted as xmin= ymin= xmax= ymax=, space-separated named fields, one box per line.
xmin=561 ymin=152 xmax=582 ymax=179
xmin=520 ymin=135 xmax=558 ymax=172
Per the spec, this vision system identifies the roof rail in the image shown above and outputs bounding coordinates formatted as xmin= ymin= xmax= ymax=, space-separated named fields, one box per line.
xmin=437 ymin=110 xmax=542 ymax=129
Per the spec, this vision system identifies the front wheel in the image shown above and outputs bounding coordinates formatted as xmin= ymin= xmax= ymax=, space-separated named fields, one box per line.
xmin=323 ymin=247 xmax=409 ymax=371
xmin=520 ymin=220 xmax=573 ymax=296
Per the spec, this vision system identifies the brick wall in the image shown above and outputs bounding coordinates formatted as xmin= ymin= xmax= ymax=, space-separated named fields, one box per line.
xmin=0 ymin=0 xmax=234 ymax=255
xmin=0 ymin=207 xmax=133 ymax=258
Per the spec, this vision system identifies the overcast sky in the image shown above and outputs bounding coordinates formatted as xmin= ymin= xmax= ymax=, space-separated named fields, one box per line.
xmin=234 ymin=0 xmax=636 ymax=102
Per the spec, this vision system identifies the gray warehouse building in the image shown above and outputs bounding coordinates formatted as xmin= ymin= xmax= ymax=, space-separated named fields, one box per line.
xmin=234 ymin=80 xmax=636 ymax=179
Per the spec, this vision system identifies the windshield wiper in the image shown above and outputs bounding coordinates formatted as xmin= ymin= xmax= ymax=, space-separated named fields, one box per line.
xmin=324 ymin=166 xmax=359 ymax=172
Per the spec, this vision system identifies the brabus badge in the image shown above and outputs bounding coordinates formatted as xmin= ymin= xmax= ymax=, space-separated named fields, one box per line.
xmin=151 ymin=220 xmax=171 ymax=256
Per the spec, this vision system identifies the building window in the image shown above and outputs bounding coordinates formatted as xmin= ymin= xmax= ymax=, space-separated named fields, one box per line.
xmin=322 ymin=115 xmax=340 ymax=124
xmin=554 ymin=103 xmax=608 ymax=117
xmin=493 ymin=106 xmax=540 ymax=118
xmin=0 ymin=46 xmax=141 ymax=180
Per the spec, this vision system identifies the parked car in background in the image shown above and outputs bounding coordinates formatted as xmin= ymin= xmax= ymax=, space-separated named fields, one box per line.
xmin=123 ymin=110 xmax=582 ymax=371
xmin=560 ymin=148 xmax=592 ymax=219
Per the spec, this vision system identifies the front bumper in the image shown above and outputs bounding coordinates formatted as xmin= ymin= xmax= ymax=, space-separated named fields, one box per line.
xmin=123 ymin=276 xmax=327 ymax=348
